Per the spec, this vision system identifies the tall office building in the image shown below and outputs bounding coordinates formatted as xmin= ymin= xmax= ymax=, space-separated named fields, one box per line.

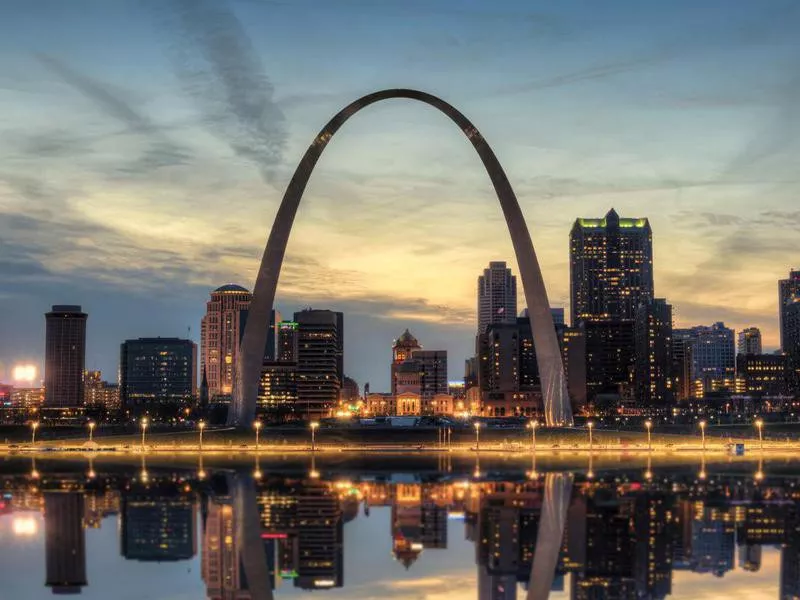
xmin=277 ymin=321 xmax=299 ymax=362
xmin=671 ymin=336 xmax=694 ymax=402
xmin=294 ymin=309 xmax=343 ymax=418
xmin=737 ymin=327 xmax=763 ymax=356
xmin=44 ymin=491 xmax=87 ymax=594
xmin=478 ymin=261 xmax=517 ymax=334
xmin=259 ymin=362 xmax=298 ymax=419
xmin=583 ymin=320 xmax=636 ymax=404
xmin=200 ymin=284 xmax=252 ymax=400
xmin=476 ymin=318 xmax=540 ymax=416
xmin=634 ymin=299 xmax=673 ymax=409
xmin=120 ymin=338 xmax=197 ymax=414
xmin=570 ymin=208 xmax=653 ymax=324
xmin=785 ymin=296 xmax=800 ymax=394
xmin=413 ymin=350 xmax=448 ymax=400
xmin=779 ymin=270 xmax=800 ymax=351
xmin=674 ymin=323 xmax=736 ymax=394
xmin=735 ymin=354 xmax=789 ymax=397
xmin=44 ymin=305 xmax=87 ymax=410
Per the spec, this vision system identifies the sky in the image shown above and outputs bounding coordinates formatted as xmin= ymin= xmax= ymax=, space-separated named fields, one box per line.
xmin=0 ymin=0 xmax=799 ymax=389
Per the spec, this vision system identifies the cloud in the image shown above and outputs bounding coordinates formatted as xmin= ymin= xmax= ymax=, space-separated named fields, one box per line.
xmin=148 ymin=0 xmax=287 ymax=183
xmin=33 ymin=54 xmax=193 ymax=175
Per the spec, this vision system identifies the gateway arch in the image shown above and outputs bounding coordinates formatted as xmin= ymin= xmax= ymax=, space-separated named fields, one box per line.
xmin=229 ymin=89 xmax=573 ymax=428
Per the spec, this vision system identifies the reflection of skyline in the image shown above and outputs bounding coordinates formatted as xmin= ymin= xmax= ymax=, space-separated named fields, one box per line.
xmin=1 ymin=466 xmax=800 ymax=598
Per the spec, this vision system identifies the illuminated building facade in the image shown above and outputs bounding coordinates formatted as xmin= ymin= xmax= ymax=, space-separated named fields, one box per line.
xmin=415 ymin=350 xmax=448 ymax=401
xmin=258 ymin=362 xmax=298 ymax=420
xmin=671 ymin=334 xmax=695 ymax=402
xmin=478 ymin=261 xmax=517 ymax=335
xmin=200 ymin=284 xmax=252 ymax=400
xmin=570 ymin=209 xmax=653 ymax=408
xmin=786 ymin=297 xmax=800 ymax=395
xmin=737 ymin=327 xmax=763 ymax=356
xmin=294 ymin=309 xmax=344 ymax=419
xmin=44 ymin=305 xmax=87 ymax=409
xmin=779 ymin=269 xmax=800 ymax=352
xmin=277 ymin=321 xmax=299 ymax=362
xmin=634 ymin=299 xmax=673 ymax=409
xmin=561 ymin=326 xmax=587 ymax=408
xmin=583 ymin=319 xmax=635 ymax=405
xmin=10 ymin=386 xmax=44 ymax=410
xmin=84 ymin=370 xmax=120 ymax=411
xmin=119 ymin=338 xmax=197 ymax=415
xmin=735 ymin=353 xmax=789 ymax=397
xmin=570 ymin=208 xmax=653 ymax=324
xmin=674 ymin=323 xmax=736 ymax=394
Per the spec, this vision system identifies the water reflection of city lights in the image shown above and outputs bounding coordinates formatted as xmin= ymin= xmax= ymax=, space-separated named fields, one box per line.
xmin=12 ymin=517 xmax=38 ymax=536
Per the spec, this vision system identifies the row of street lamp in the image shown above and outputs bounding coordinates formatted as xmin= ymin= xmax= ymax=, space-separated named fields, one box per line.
xmin=24 ymin=415 xmax=768 ymax=452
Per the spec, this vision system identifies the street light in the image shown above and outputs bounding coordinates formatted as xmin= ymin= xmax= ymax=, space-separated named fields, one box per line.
xmin=30 ymin=422 xmax=39 ymax=446
xmin=755 ymin=418 xmax=764 ymax=452
xmin=87 ymin=421 xmax=95 ymax=443
xmin=254 ymin=421 xmax=262 ymax=452
xmin=140 ymin=418 xmax=148 ymax=450
xmin=644 ymin=420 xmax=652 ymax=452
xmin=474 ymin=422 xmax=481 ymax=452
xmin=310 ymin=421 xmax=319 ymax=452
xmin=528 ymin=420 xmax=538 ymax=454
xmin=699 ymin=420 xmax=707 ymax=452
xmin=587 ymin=421 xmax=594 ymax=452
xmin=198 ymin=420 xmax=206 ymax=451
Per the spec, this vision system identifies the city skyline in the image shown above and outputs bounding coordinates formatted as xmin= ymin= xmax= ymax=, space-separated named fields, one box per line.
xmin=1 ymin=1 xmax=800 ymax=389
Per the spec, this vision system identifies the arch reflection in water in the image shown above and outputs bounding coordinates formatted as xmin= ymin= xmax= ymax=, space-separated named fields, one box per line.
xmin=2 ymin=460 xmax=800 ymax=598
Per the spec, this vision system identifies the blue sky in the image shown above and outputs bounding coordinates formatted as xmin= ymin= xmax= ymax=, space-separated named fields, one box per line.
xmin=1 ymin=0 xmax=798 ymax=389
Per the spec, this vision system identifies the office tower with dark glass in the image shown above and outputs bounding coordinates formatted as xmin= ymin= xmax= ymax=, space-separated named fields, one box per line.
xmin=44 ymin=491 xmax=87 ymax=594
xmin=570 ymin=209 xmax=654 ymax=405
xmin=674 ymin=323 xmax=736 ymax=394
xmin=44 ymin=305 xmax=88 ymax=410
xmin=737 ymin=327 xmax=763 ymax=356
xmin=119 ymin=337 xmax=197 ymax=414
xmin=200 ymin=284 xmax=252 ymax=400
xmin=634 ymin=299 xmax=673 ymax=408
xmin=779 ymin=270 xmax=800 ymax=351
xmin=478 ymin=261 xmax=517 ymax=334
xmin=570 ymin=208 xmax=653 ymax=324
xmin=294 ymin=309 xmax=344 ymax=418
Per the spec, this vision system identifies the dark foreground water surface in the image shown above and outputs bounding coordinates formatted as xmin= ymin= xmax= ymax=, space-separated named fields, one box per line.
xmin=0 ymin=454 xmax=798 ymax=599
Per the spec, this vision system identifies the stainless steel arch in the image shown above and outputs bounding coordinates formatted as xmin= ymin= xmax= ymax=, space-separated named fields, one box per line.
xmin=229 ymin=89 xmax=573 ymax=427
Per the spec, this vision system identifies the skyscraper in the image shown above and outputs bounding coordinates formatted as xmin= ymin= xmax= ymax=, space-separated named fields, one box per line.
xmin=785 ymin=296 xmax=800 ymax=395
xmin=737 ymin=327 xmax=763 ymax=356
xmin=674 ymin=323 xmax=736 ymax=394
xmin=570 ymin=208 xmax=653 ymax=324
xmin=120 ymin=337 xmax=197 ymax=415
xmin=634 ymin=299 xmax=673 ymax=409
xmin=779 ymin=269 xmax=800 ymax=351
xmin=200 ymin=284 xmax=252 ymax=400
xmin=478 ymin=261 xmax=517 ymax=334
xmin=44 ymin=305 xmax=87 ymax=410
xmin=44 ymin=491 xmax=87 ymax=594
xmin=277 ymin=321 xmax=299 ymax=362
xmin=415 ymin=350 xmax=448 ymax=401
xmin=294 ymin=309 xmax=344 ymax=418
